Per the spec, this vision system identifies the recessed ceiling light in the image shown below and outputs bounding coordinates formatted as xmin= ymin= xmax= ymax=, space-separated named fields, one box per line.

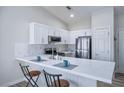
xmin=70 ymin=14 xmax=74 ymax=18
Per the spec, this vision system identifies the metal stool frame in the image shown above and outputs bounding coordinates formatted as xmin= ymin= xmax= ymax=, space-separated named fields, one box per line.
xmin=43 ymin=69 xmax=62 ymax=87
xmin=19 ymin=63 xmax=40 ymax=87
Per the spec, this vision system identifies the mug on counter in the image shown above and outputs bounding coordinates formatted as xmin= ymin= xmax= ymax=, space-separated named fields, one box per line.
xmin=37 ymin=56 xmax=41 ymax=61
xmin=63 ymin=60 xmax=70 ymax=67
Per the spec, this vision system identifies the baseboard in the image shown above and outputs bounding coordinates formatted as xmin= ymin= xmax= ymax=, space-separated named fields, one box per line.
xmin=0 ymin=78 xmax=26 ymax=87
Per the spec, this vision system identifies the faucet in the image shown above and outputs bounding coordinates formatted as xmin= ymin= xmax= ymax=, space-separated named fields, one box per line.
xmin=49 ymin=42 xmax=55 ymax=59
xmin=51 ymin=46 xmax=55 ymax=59
xmin=49 ymin=42 xmax=59 ymax=60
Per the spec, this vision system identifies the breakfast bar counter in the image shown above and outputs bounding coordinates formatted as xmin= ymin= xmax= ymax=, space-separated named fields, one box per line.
xmin=16 ymin=55 xmax=115 ymax=87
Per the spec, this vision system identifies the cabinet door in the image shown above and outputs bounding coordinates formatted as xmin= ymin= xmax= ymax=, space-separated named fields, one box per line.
xmin=41 ymin=29 xmax=48 ymax=44
xmin=54 ymin=29 xmax=61 ymax=37
xmin=29 ymin=23 xmax=48 ymax=44
xmin=65 ymin=31 xmax=69 ymax=44
xmin=29 ymin=23 xmax=35 ymax=44
xmin=72 ymin=30 xmax=92 ymax=37
xmin=69 ymin=32 xmax=72 ymax=44
xmin=86 ymin=31 xmax=92 ymax=36
xmin=93 ymin=27 xmax=110 ymax=61
xmin=34 ymin=24 xmax=42 ymax=44
xmin=69 ymin=31 xmax=76 ymax=44
xmin=60 ymin=30 xmax=68 ymax=44
xmin=76 ymin=31 xmax=86 ymax=37
xmin=48 ymin=27 xmax=54 ymax=36
xmin=36 ymin=24 xmax=48 ymax=44
xmin=63 ymin=30 xmax=68 ymax=44
xmin=58 ymin=30 xmax=64 ymax=44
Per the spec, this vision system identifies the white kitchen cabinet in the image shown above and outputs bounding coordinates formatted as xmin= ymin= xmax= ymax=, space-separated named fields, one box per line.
xmin=65 ymin=31 xmax=70 ymax=44
xmin=69 ymin=31 xmax=76 ymax=44
xmin=54 ymin=28 xmax=61 ymax=36
xmin=29 ymin=22 xmax=91 ymax=45
xmin=58 ymin=29 xmax=68 ymax=44
xmin=68 ymin=29 xmax=91 ymax=44
xmin=85 ymin=31 xmax=92 ymax=36
xmin=29 ymin=22 xmax=48 ymax=44
xmin=47 ymin=27 xmax=60 ymax=37
xmin=41 ymin=30 xmax=48 ymax=44
xmin=47 ymin=27 xmax=54 ymax=36
xmin=62 ymin=30 xmax=69 ymax=44
xmin=29 ymin=22 xmax=68 ymax=44
xmin=75 ymin=30 xmax=91 ymax=37
xmin=47 ymin=27 xmax=65 ymax=44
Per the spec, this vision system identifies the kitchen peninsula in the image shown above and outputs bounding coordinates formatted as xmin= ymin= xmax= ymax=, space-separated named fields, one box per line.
xmin=16 ymin=55 xmax=115 ymax=87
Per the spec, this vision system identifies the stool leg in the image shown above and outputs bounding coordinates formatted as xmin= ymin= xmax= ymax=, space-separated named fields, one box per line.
xmin=28 ymin=77 xmax=39 ymax=87
xmin=26 ymin=82 xmax=29 ymax=87
xmin=35 ymin=75 xmax=40 ymax=83
xmin=25 ymin=77 xmax=36 ymax=87
xmin=31 ymin=75 xmax=40 ymax=87
xmin=26 ymin=75 xmax=40 ymax=87
xmin=31 ymin=78 xmax=39 ymax=87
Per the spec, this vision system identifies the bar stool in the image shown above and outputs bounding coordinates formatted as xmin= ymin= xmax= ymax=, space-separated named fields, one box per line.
xmin=19 ymin=63 xmax=41 ymax=87
xmin=43 ymin=70 xmax=70 ymax=87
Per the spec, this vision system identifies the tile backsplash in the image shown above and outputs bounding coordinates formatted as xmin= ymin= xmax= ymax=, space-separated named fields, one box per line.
xmin=67 ymin=44 xmax=75 ymax=51
xmin=15 ymin=43 xmax=29 ymax=57
xmin=14 ymin=43 xmax=75 ymax=57
xmin=15 ymin=43 xmax=45 ymax=57
xmin=28 ymin=44 xmax=45 ymax=56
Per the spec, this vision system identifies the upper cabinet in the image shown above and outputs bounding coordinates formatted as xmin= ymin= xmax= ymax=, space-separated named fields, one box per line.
xmin=47 ymin=27 xmax=61 ymax=37
xmin=29 ymin=22 xmax=92 ymax=45
xmin=29 ymin=22 xmax=48 ymax=44
xmin=60 ymin=29 xmax=69 ymax=44
xmin=69 ymin=29 xmax=91 ymax=44
xmin=29 ymin=22 xmax=69 ymax=44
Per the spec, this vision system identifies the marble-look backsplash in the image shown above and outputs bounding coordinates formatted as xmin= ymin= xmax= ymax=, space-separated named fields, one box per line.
xmin=14 ymin=43 xmax=74 ymax=57
xmin=67 ymin=44 xmax=75 ymax=51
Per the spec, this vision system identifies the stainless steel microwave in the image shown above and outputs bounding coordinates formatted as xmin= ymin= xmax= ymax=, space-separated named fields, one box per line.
xmin=48 ymin=36 xmax=61 ymax=43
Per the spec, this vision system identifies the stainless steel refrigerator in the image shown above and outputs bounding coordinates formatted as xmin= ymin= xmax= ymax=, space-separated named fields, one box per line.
xmin=75 ymin=36 xmax=92 ymax=59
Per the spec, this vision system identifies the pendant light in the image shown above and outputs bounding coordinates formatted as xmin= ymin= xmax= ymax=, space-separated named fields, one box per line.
xmin=66 ymin=6 xmax=75 ymax=18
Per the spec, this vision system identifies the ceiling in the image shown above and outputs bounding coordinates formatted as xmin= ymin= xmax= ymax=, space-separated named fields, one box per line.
xmin=43 ymin=6 xmax=105 ymax=25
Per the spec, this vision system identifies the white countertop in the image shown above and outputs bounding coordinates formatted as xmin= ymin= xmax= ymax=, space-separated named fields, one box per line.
xmin=16 ymin=55 xmax=115 ymax=84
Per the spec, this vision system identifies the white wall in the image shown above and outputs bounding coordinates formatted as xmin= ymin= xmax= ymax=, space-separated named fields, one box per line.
xmin=116 ymin=14 xmax=124 ymax=28
xmin=0 ymin=6 xmax=67 ymax=86
xmin=67 ymin=17 xmax=91 ymax=31
xmin=114 ymin=13 xmax=124 ymax=72
xmin=91 ymin=7 xmax=114 ymax=61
